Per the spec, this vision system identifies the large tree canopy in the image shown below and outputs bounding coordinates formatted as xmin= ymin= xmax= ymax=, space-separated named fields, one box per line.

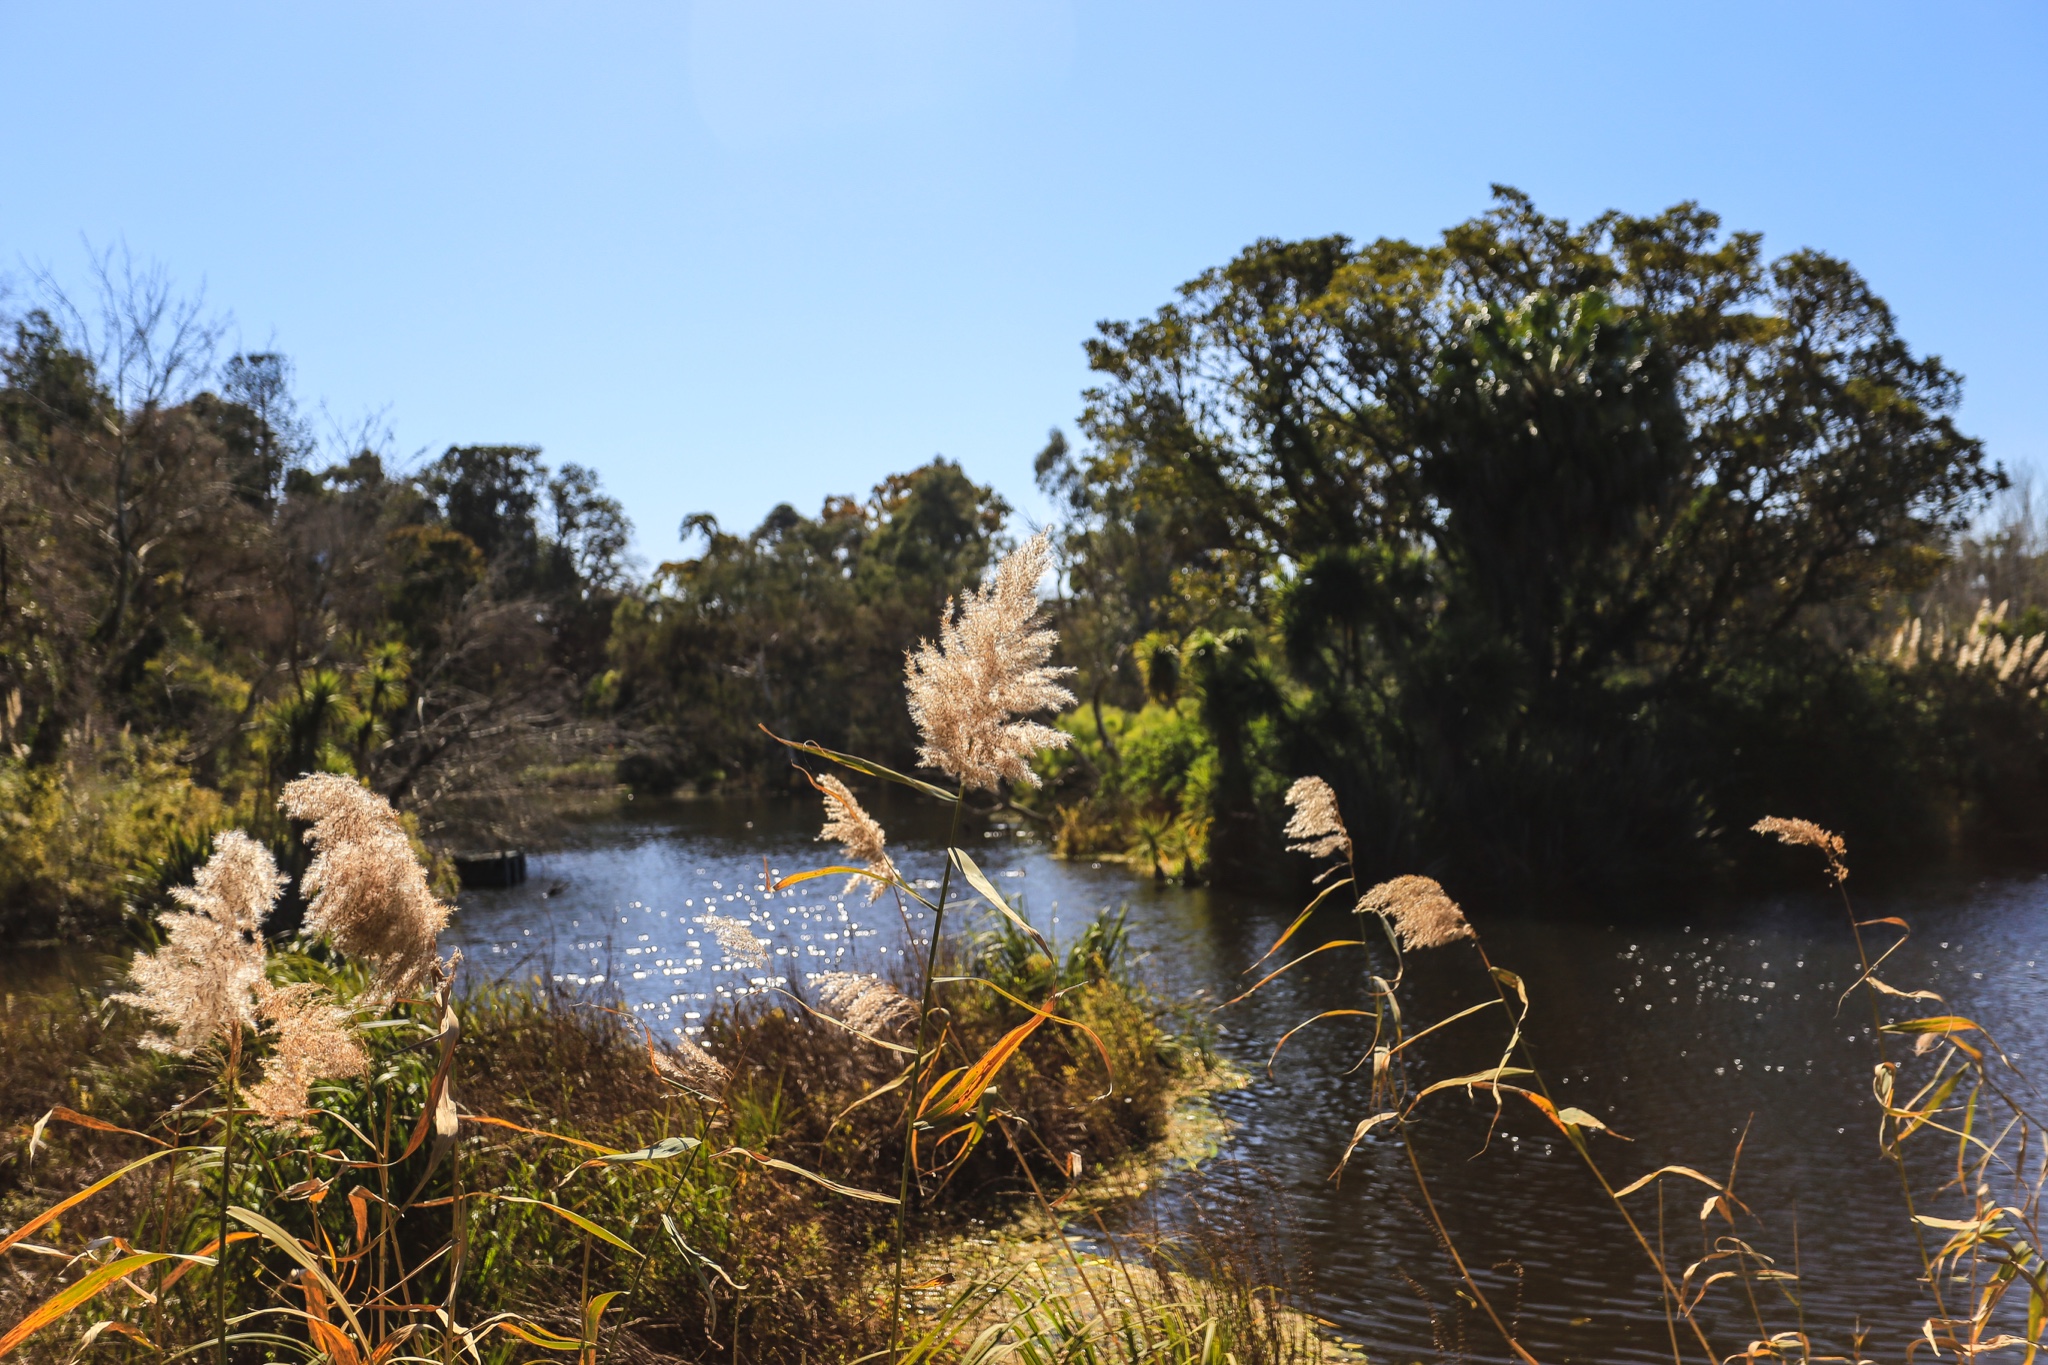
xmin=1039 ymin=189 xmax=2001 ymax=885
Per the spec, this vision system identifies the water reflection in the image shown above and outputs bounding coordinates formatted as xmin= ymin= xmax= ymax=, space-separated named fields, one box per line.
xmin=449 ymin=800 xmax=2048 ymax=1363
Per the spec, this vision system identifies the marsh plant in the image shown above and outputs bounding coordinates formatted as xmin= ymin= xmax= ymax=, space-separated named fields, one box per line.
xmin=1238 ymin=779 xmax=2047 ymax=1363
xmin=2 ymin=533 xmax=1275 ymax=1365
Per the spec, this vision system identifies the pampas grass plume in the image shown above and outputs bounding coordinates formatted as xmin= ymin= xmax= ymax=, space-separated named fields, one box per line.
xmin=113 ymin=831 xmax=280 ymax=1054
xmin=1283 ymin=777 xmax=1350 ymax=861
xmin=812 ymin=971 xmax=917 ymax=1035
xmin=816 ymin=775 xmax=897 ymax=903
xmin=280 ymin=774 xmax=451 ymax=999
xmin=703 ymin=913 xmax=769 ymax=969
xmin=1357 ymin=875 xmax=1474 ymax=951
xmin=903 ymin=532 xmax=1074 ymax=791
xmin=246 ymin=981 xmax=369 ymax=1130
xmin=654 ymin=1035 xmax=732 ymax=1095
xmin=1752 ymin=815 xmax=1849 ymax=882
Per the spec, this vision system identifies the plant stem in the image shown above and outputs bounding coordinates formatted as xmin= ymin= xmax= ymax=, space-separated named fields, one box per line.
xmin=997 ymin=1119 xmax=1114 ymax=1330
xmin=377 ymin=1088 xmax=391 ymax=1346
xmin=1468 ymin=941 xmax=1717 ymax=1365
xmin=1836 ymin=877 xmax=1950 ymax=1328
xmin=889 ymin=784 xmax=965 ymax=1356
xmin=443 ymin=1113 xmax=465 ymax=1365
xmin=608 ymin=1122 xmax=709 ymax=1365
xmin=217 ymin=1035 xmax=240 ymax=1365
xmin=1401 ymin=1134 xmax=1540 ymax=1365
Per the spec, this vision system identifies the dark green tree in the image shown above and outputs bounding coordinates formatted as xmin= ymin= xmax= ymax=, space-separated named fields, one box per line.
xmin=1044 ymin=189 xmax=2000 ymax=885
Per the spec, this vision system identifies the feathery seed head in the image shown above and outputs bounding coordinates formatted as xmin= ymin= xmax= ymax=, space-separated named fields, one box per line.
xmin=1283 ymin=777 xmax=1351 ymax=861
xmin=812 ymin=971 xmax=917 ymax=1036
xmin=245 ymin=980 xmax=369 ymax=1132
xmin=903 ymin=533 xmax=1075 ymax=791
xmin=703 ymin=913 xmax=769 ymax=969
xmin=279 ymin=774 xmax=451 ymax=1000
xmin=1356 ymin=875 xmax=1474 ymax=951
xmin=113 ymin=831 xmax=279 ymax=1055
xmin=816 ymin=775 xmax=897 ymax=903
xmin=653 ymin=1036 xmax=731 ymax=1095
xmin=1752 ymin=816 xmax=1849 ymax=883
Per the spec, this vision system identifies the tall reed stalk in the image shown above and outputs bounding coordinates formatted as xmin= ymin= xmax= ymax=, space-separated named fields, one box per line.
xmin=1239 ymin=790 xmax=2048 ymax=1362
xmin=214 ymin=1037 xmax=238 ymax=1365
xmin=890 ymin=781 xmax=965 ymax=1350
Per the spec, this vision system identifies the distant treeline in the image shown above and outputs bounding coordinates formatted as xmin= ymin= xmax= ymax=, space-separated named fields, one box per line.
xmin=6 ymin=190 xmax=2047 ymax=939
xmin=0 ymin=264 xmax=631 ymax=939
xmin=614 ymin=190 xmax=2048 ymax=893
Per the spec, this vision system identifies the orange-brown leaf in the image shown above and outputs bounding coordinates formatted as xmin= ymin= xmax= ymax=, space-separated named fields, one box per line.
xmin=0 ymin=1253 xmax=171 ymax=1360
xmin=919 ymin=1000 xmax=1056 ymax=1121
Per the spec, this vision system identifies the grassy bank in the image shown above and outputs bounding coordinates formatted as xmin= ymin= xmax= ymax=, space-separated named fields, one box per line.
xmin=0 ymin=910 xmax=1327 ymax=1365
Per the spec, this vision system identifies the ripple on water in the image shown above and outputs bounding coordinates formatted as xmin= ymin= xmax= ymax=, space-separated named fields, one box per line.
xmin=451 ymin=803 xmax=2048 ymax=1364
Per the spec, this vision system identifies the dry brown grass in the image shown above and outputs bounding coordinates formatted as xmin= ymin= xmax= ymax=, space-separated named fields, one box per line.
xmin=0 ymin=920 xmax=1203 ymax=1365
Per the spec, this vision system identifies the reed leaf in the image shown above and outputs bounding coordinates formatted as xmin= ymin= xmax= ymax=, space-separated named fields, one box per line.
xmin=29 ymin=1105 xmax=169 ymax=1156
xmin=0 ymin=1252 xmax=174 ymax=1360
xmin=586 ymin=1135 xmax=700 ymax=1165
xmin=920 ymin=998 xmax=1058 ymax=1121
xmin=227 ymin=1206 xmax=367 ymax=1343
xmin=1412 ymin=1066 xmax=1534 ymax=1102
xmin=1266 ymin=1009 xmax=1375 ymax=1073
xmin=1220 ymin=941 xmax=1371 ymax=1008
xmin=462 ymin=1113 xmax=620 ymax=1156
xmin=477 ymin=1197 xmax=642 ymax=1258
xmin=0 ymin=1147 xmax=182 ymax=1256
xmin=758 ymin=725 xmax=959 ymax=802
xmin=950 ymin=847 xmax=1049 ymax=954
xmin=1250 ymin=878 xmax=1354 ymax=970
xmin=1335 ymin=1112 xmax=1399 ymax=1174
xmin=719 ymin=1148 xmax=900 ymax=1203
xmin=1613 ymin=1165 xmax=1727 ymax=1200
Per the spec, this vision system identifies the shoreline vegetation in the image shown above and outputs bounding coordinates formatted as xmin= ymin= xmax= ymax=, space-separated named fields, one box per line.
xmin=0 ymin=535 xmax=1353 ymax=1364
xmin=0 ymin=916 xmax=1264 ymax=1364
xmin=0 ymin=531 xmax=2043 ymax=1363
xmin=4 ymin=193 xmax=2048 ymax=1361
xmin=11 ymin=191 xmax=2048 ymax=951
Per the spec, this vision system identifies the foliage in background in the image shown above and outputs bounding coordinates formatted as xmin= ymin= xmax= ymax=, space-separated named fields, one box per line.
xmin=0 ymin=253 xmax=634 ymax=940
xmin=604 ymin=459 xmax=1010 ymax=789
xmin=1031 ymin=188 xmax=2022 ymax=888
xmin=13 ymin=186 xmax=2048 ymax=941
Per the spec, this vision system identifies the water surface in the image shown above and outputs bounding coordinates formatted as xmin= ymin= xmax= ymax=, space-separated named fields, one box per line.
xmin=449 ymin=798 xmax=2048 ymax=1364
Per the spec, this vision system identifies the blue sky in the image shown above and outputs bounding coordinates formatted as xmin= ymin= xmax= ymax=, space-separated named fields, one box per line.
xmin=3 ymin=2 xmax=2042 ymax=564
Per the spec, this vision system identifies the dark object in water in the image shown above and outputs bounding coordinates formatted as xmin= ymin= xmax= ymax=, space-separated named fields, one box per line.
xmin=540 ymin=881 xmax=569 ymax=899
xmin=454 ymin=850 xmax=527 ymax=888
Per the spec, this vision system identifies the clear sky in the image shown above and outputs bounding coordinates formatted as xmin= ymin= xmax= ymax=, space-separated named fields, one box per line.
xmin=3 ymin=2 xmax=2042 ymax=564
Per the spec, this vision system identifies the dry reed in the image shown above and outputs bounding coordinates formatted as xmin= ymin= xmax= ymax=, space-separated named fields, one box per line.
xmin=903 ymin=531 xmax=1074 ymax=791
xmin=279 ymin=773 xmax=451 ymax=998
xmin=701 ymin=912 xmax=769 ymax=969
xmin=244 ymin=979 xmax=369 ymax=1130
xmin=651 ymin=1032 xmax=731 ymax=1094
xmin=811 ymin=971 xmax=918 ymax=1035
xmin=1751 ymin=814 xmax=1849 ymax=883
xmin=815 ymin=774 xmax=897 ymax=902
xmin=1354 ymin=875 xmax=1473 ymax=951
xmin=1281 ymin=777 xmax=1350 ymax=861
xmin=110 ymin=830 xmax=278 ymax=1055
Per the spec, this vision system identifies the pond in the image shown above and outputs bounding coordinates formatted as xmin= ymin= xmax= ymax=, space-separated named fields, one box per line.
xmin=448 ymin=797 xmax=2048 ymax=1364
